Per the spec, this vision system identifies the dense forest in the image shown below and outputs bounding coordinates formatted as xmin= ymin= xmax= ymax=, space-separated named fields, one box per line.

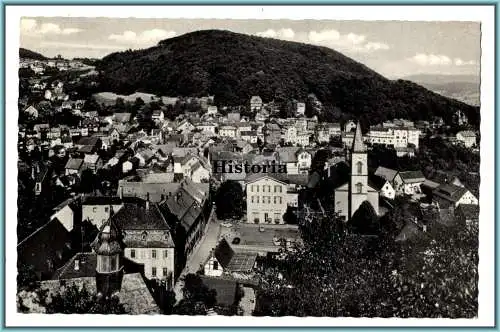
xmin=19 ymin=48 xmax=47 ymax=60
xmin=96 ymin=29 xmax=480 ymax=127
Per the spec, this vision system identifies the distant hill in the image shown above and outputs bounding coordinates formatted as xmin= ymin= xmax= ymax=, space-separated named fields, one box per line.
xmin=97 ymin=29 xmax=480 ymax=127
xmin=19 ymin=48 xmax=47 ymax=60
xmin=404 ymin=74 xmax=480 ymax=106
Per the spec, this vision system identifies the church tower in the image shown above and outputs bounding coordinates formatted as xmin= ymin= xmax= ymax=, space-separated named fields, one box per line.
xmin=92 ymin=213 xmax=124 ymax=298
xmin=349 ymin=122 xmax=368 ymax=218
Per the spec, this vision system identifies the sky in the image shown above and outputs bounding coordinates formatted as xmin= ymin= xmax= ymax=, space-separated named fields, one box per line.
xmin=20 ymin=17 xmax=480 ymax=79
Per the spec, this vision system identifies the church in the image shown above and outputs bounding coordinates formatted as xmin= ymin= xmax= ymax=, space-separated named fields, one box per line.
xmin=334 ymin=122 xmax=379 ymax=221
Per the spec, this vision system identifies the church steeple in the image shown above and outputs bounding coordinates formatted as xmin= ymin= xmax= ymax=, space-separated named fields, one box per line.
xmin=92 ymin=218 xmax=124 ymax=298
xmin=352 ymin=121 xmax=366 ymax=152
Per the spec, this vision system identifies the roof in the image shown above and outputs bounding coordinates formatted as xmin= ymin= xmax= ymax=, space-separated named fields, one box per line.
xmin=352 ymin=122 xmax=366 ymax=152
xmin=368 ymin=175 xmax=389 ymax=191
xmin=52 ymin=252 xmax=97 ymax=279
xmin=83 ymin=154 xmax=100 ymax=164
xmin=65 ymin=158 xmax=84 ymax=170
xmin=226 ymin=223 xmax=301 ymax=253
xmin=117 ymin=181 xmax=181 ymax=202
xmin=112 ymin=200 xmax=170 ymax=231
xmin=161 ymin=187 xmax=203 ymax=231
xmin=82 ymin=195 xmax=123 ymax=206
xmin=113 ymin=112 xmax=132 ymax=123
xmin=76 ymin=136 xmax=100 ymax=146
xmin=457 ymin=130 xmax=476 ymax=137
xmin=199 ymin=276 xmax=238 ymax=307
xmin=398 ymin=170 xmax=425 ymax=183
xmin=141 ymin=172 xmax=175 ymax=183
xmin=20 ymin=273 xmax=160 ymax=314
xmin=374 ymin=167 xmax=398 ymax=184
xmin=214 ymin=239 xmax=235 ymax=269
xmin=433 ymin=184 xmax=470 ymax=203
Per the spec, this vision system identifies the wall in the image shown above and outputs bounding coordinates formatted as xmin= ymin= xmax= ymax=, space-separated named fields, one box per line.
xmin=246 ymin=178 xmax=288 ymax=224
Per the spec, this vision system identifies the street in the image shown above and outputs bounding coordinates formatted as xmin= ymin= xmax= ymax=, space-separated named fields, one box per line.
xmin=173 ymin=213 xmax=222 ymax=302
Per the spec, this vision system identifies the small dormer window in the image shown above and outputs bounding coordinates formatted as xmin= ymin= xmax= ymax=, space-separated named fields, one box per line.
xmin=142 ymin=232 xmax=147 ymax=241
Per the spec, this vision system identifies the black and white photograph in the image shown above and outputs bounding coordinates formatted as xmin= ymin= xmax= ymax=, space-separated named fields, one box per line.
xmin=5 ymin=5 xmax=495 ymax=327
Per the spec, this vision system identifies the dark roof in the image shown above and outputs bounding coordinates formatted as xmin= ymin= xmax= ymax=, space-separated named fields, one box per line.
xmin=374 ymin=166 xmax=398 ymax=182
xmin=82 ymin=195 xmax=123 ymax=206
xmin=112 ymin=200 xmax=169 ymax=230
xmin=433 ymin=184 xmax=469 ymax=203
xmin=52 ymin=252 xmax=97 ymax=279
xmin=368 ymin=175 xmax=388 ymax=191
xmin=65 ymin=158 xmax=83 ymax=170
xmin=398 ymin=170 xmax=425 ymax=182
xmin=76 ymin=136 xmax=100 ymax=146
xmin=161 ymin=187 xmax=203 ymax=231
xmin=214 ymin=239 xmax=235 ymax=269
xmin=199 ymin=276 xmax=238 ymax=307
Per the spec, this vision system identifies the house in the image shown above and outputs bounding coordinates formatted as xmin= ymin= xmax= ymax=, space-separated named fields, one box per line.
xmin=456 ymin=131 xmax=477 ymax=148
xmin=277 ymin=147 xmax=311 ymax=175
xmin=227 ymin=112 xmax=241 ymax=122
xmin=369 ymin=175 xmax=395 ymax=200
xmin=206 ymin=105 xmax=218 ymax=115
xmin=112 ymin=113 xmax=131 ymax=124
xmin=393 ymin=170 xmax=426 ymax=196
xmin=113 ymin=198 xmax=176 ymax=288
xmin=160 ymin=181 xmax=210 ymax=264
xmin=177 ymin=119 xmax=195 ymax=133
xmin=264 ymin=123 xmax=281 ymax=145
xmin=190 ymin=161 xmax=211 ymax=183
xmin=75 ymin=136 xmax=102 ymax=154
xmin=24 ymin=105 xmax=39 ymax=118
xmin=374 ymin=166 xmax=398 ymax=185
xmin=82 ymin=195 xmax=124 ymax=229
xmin=151 ymin=109 xmax=165 ymax=123
xmin=432 ymin=184 xmax=479 ymax=209
xmin=245 ymin=174 xmax=290 ymax=224
xmin=83 ymin=154 xmax=102 ymax=173
xmin=219 ymin=125 xmax=237 ymax=138
xmin=135 ymin=148 xmax=155 ymax=167
xmin=296 ymin=102 xmax=306 ymax=115
xmin=65 ymin=158 xmax=84 ymax=176
xmin=250 ymin=96 xmax=263 ymax=112
xmin=203 ymin=239 xmax=257 ymax=278
xmin=117 ymin=176 xmax=181 ymax=202
xmin=197 ymin=123 xmax=218 ymax=134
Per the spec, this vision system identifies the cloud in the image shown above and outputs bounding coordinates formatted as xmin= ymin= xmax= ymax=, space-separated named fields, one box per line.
xmin=408 ymin=53 xmax=477 ymax=67
xmin=256 ymin=28 xmax=295 ymax=40
xmin=307 ymin=29 xmax=389 ymax=53
xmin=40 ymin=41 xmax=127 ymax=51
xmin=454 ymin=58 xmax=477 ymax=66
xmin=21 ymin=18 xmax=82 ymax=36
xmin=109 ymin=29 xmax=177 ymax=44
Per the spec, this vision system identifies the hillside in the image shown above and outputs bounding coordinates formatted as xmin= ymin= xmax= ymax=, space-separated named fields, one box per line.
xmin=97 ymin=29 xmax=480 ymax=127
xmin=19 ymin=48 xmax=47 ymax=60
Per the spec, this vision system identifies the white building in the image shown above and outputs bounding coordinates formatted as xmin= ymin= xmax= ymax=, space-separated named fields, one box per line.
xmin=456 ymin=131 xmax=477 ymax=148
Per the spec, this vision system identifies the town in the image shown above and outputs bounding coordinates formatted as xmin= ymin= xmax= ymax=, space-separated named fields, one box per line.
xmin=16 ymin=51 xmax=480 ymax=317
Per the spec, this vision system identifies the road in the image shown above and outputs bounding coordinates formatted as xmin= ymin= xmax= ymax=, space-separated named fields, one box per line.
xmin=173 ymin=214 xmax=222 ymax=302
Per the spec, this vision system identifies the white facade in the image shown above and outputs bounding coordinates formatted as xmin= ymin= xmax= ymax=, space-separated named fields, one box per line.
xmin=124 ymin=247 xmax=175 ymax=284
xmin=296 ymin=102 xmax=306 ymax=115
xmin=246 ymin=176 xmax=289 ymax=224
xmin=82 ymin=203 xmax=123 ymax=229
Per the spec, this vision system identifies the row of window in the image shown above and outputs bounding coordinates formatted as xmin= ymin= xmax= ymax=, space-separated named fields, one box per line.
xmin=250 ymin=196 xmax=283 ymax=204
xmin=252 ymin=212 xmax=281 ymax=223
xmin=249 ymin=185 xmax=283 ymax=193
xmin=151 ymin=267 xmax=169 ymax=277
xmin=130 ymin=249 xmax=168 ymax=259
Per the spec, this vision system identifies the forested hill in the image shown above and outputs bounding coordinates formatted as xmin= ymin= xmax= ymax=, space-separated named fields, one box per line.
xmin=19 ymin=48 xmax=47 ymax=60
xmin=96 ymin=29 xmax=480 ymax=127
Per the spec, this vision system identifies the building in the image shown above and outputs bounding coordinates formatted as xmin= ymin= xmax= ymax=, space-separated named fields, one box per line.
xmin=432 ymin=184 xmax=479 ymax=209
xmin=277 ymin=147 xmax=312 ymax=175
xmin=112 ymin=197 xmax=176 ymax=288
xmin=393 ymin=170 xmax=426 ymax=196
xmin=456 ymin=131 xmax=477 ymax=148
xmin=369 ymin=175 xmax=396 ymax=200
xmin=203 ymin=239 xmax=257 ymax=279
xmin=344 ymin=120 xmax=357 ymax=132
xmin=374 ymin=166 xmax=398 ymax=185
xmin=245 ymin=174 xmax=289 ymax=224
xmin=334 ymin=123 xmax=379 ymax=220
xmin=250 ymin=96 xmax=263 ymax=112
xmin=82 ymin=196 xmax=124 ymax=229
xmin=296 ymin=102 xmax=306 ymax=115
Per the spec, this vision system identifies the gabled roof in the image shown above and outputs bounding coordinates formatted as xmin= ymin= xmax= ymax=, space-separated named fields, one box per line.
xmin=433 ymin=184 xmax=471 ymax=203
xmin=368 ymin=175 xmax=389 ymax=191
xmin=112 ymin=200 xmax=170 ymax=231
xmin=65 ymin=158 xmax=84 ymax=170
xmin=374 ymin=166 xmax=398 ymax=182
xmin=83 ymin=154 xmax=100 ymax=164
xmin=398 ymin=170 xmax=425 ymax=183
xmin=214 ymin=239 xmax=235 ymax=269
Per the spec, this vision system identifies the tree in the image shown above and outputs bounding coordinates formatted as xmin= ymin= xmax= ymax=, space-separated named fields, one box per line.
xmin=173 ymin=274 xmax=216 ymax=315
xmin=215 ymin=180 xmax=244 ymax=220
xmin=310 ymin=149 xmax=330 ymax=173
xmin=36 ymin=284 xmax=127 ymax=314
xmin=349 ymin=201 xmax=379 ymax=235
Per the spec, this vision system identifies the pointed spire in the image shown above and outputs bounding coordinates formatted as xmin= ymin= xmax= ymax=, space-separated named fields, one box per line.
xmin=352 ymin=121 xmax=366 ymax=152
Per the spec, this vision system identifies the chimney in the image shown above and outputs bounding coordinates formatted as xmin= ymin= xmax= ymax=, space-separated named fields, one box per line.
xmin=74 ymin=259 xmax=80 ymax=271
xmin=119 ymin=187 xmax=123 ymax=200
xmin=146 ymin=192 xmax=150 ymax=210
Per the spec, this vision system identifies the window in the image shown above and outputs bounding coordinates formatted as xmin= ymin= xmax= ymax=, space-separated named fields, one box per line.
xmin=356 ymin=161 xmax=363 ymax=174
xmin=104 ymin=207 xmax=109 ymax=213
xmin=256 ymin=196 xmax=259 ymax=203
xmin=163 ymin=268 xmax=168 ymax=277
xmin=164 ymin=250 xmax=168 ymax=258
xmin=356 ymin=182 xmax=363 ymax=194
xmin=278 ymin=197 xmax=282 ymax=204
xmin=256 ymin=186 xmax=259 ymax=193
xmin=251 ymin=196 xmax=254 ymax=203
xmin=152 ymin=267 xmax=157 ymax=277
xmin=93 ymin=207 xmax=97 ymax=212
xmin=262 ymin=186 xmax=266 ymax=193
xmin=152 ymin=250 xmax=157 ymax=259
xmin=275 ymin=186 xmax=282 ymax=193
xmin=274 ymin=213 xmax=281 ymax=223
xmin=213 ymin=261 xmax=219 ymax=270
xmin=142 ymin=232 xmax=147 ymax=241
xmin=274 ymin=196 xmax=277 ymax=204
xmin=130 ymin=249 xmax=136 ymax=258
xmin=267 ymin=185 xmax=271 ymax=192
